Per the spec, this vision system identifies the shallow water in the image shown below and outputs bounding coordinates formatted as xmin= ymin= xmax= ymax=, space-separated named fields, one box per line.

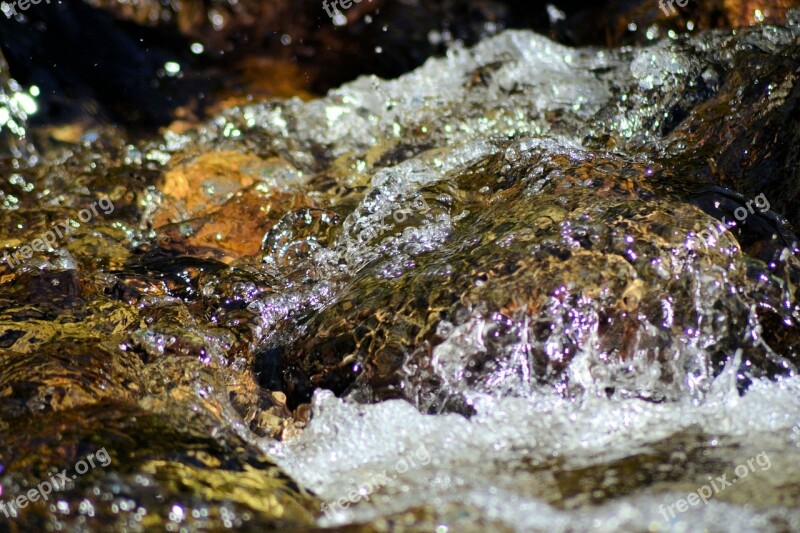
xmin=265 ymin=373 xmax=800 ymax=531
xmin=1 ymin=5 xmax=800 ymax=532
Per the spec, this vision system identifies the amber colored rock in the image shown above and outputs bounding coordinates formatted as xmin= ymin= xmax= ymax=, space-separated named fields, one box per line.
xmin=723 ymin=0 xmax=798 ymax=25
xmin=155 ymin=188 xmax=316 ymax=261
xmin=155 ymin=151 xmax=264 ymax=225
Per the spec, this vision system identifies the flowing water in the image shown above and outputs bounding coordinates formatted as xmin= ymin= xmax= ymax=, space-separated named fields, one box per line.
xmin=1 ymin=5 xmax=800 ymax=532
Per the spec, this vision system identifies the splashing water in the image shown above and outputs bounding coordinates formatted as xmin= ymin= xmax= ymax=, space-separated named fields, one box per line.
xmin=2 ymin=8 xmax=800 ymax=532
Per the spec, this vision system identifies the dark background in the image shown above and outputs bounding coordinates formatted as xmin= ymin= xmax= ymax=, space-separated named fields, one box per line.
xmin=0 ymin=0 xmax=789 ymax=136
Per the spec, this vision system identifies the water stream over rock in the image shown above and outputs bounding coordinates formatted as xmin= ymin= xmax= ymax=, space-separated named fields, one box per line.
xmin=1 ymin=4 xmax=800 ymax=531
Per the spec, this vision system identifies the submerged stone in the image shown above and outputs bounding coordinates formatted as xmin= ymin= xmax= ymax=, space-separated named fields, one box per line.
xmin=257 ymin=24 xmax=800 ymax=412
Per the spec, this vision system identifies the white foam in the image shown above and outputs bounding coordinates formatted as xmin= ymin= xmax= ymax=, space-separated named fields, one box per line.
xmin=258 ymin=372 xmax=800 ymax=530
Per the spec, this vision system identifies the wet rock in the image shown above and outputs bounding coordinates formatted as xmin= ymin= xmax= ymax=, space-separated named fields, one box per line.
xmin=0 ymin=401 xmax=318 ymax=529
xmin=237 ymin=24 xmax=800 ymax=411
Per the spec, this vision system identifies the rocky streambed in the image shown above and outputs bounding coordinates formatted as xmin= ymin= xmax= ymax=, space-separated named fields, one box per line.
xmin=1 ymin=2 xmax=800 ymax=531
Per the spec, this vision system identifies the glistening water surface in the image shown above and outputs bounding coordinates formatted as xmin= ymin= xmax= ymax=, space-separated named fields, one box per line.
xmin=1 ymin=6 xmax=800 ymax=532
